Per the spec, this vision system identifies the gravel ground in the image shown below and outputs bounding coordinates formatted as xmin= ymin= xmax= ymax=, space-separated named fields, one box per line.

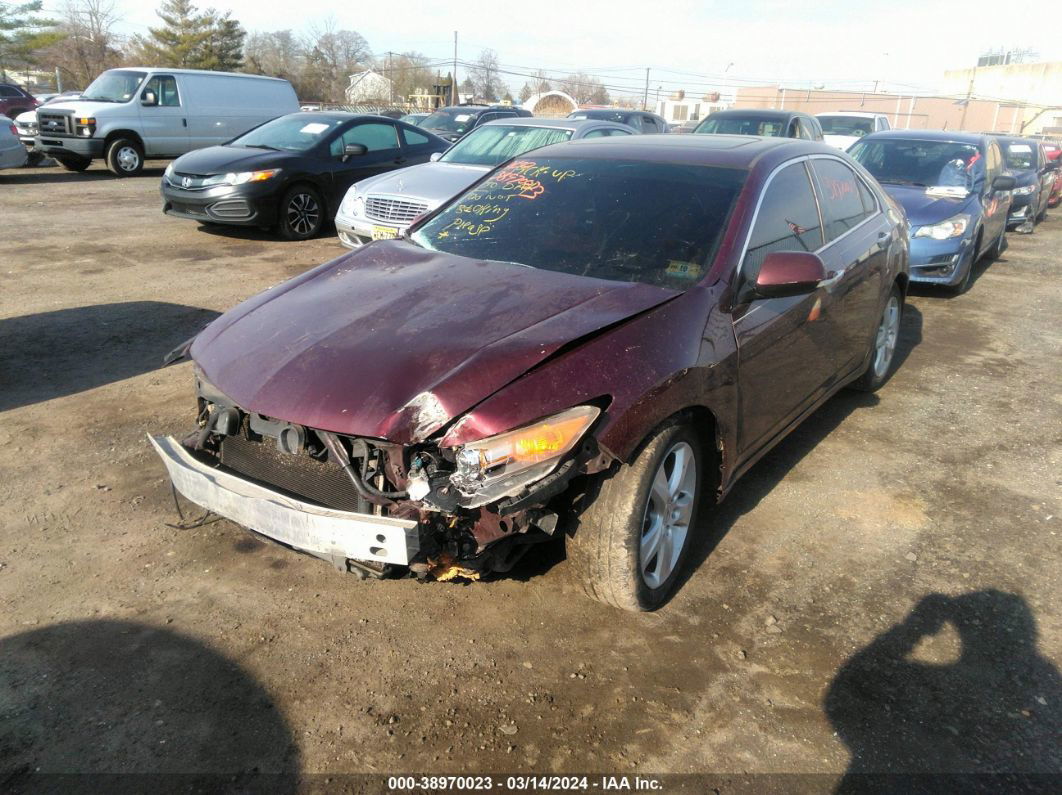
xmin=1 ymin=161 xmax=1059 ymax=788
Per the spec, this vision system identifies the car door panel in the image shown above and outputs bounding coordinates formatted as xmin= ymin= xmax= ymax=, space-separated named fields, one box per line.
xmin=733 ymin=160 xmax=840 ymax=458
xmin=137 ymin=75 xmax=189 ymax=156
xmin=808 ymin=157 xmax=887 ymax=372
xmin=325 ymin=121 xmax=405 ymax=206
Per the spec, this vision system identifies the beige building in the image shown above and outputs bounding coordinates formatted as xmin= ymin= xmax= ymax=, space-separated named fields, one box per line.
xmin=943 ymin=60 xmax=1062 ymax=134
xmin=733 ymin=85 xmax=1057 ymax=135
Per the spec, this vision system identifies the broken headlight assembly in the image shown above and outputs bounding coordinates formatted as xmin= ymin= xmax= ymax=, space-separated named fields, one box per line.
xmin=446 ymin=405 xmax=600 ymax=506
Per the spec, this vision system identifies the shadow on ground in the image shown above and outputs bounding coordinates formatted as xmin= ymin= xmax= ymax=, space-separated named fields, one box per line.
xmin=0 ymin=619 xmax=299 ymax=787
xmin=0 ymin=301 xmax=219 ymax=411
xmin=826 ymin=590 xmax=1062 ymax=789
xmin=0 ymin=166 xmax=165 ymax=185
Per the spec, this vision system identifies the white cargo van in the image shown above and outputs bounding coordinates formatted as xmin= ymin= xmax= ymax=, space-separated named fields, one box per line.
xmin=35 ymin=67 xmax=298 ymax=176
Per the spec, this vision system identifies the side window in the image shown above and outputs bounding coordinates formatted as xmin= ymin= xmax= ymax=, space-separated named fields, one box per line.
xmin=582 ymin=129 xmax=610 ymax=139
xmin=641 ymin=115 xmax=659 ymax=133
xmin=607 ymin=129 xmax=632 ymax=136
xmin=856 ymin=176 xmax=878 ymax=216
xmin=798 ymin=119 xmax=816 ymax=140
xmin=0 ymin=85 xmax=20 ymax=98
xmin=786 ymin=120 xmax=800 ymax=138
xmin=985 ymin=142 xmax=1001 ymax=182
xmin=143 ymin=75 xmax=180 ymax=106
xmin=342 ymin=122 xmax=400 ymax=153
xmin=743 ymin=161 xmax=824 ymax=284
xmin=810 ymin=158 xmax=871 ymax=241
xmin=402 ymin=126 xmax=430 ymax=146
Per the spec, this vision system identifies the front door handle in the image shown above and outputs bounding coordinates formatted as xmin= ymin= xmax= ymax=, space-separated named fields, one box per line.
xmin=819 ymin=269 xmax=844 ymax=289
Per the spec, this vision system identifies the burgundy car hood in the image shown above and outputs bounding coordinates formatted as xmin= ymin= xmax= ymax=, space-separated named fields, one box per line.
xmin=191 ymin=241 xmax=679 ymax=444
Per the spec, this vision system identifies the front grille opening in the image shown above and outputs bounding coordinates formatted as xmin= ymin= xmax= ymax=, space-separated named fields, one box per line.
xmin=217 ymin=433 xmax=374 ymax=514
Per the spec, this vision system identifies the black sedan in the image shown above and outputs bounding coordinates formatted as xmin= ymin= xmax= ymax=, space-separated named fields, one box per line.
xmin=161 ymin=112 xmax=450 ymax=240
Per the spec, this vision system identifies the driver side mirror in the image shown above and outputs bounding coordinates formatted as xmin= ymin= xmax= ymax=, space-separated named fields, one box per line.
xmin=341 ymin=143 xmax=367 ymax=161
xmin=992 ymin=174 xmax=1017 ymax=191
xmin=751 ymin=251 xmax=828 ymax=299
xmin=140 ymin=90 xmax=158 ymax=107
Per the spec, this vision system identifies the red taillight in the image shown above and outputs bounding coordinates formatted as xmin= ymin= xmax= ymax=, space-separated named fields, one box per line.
xmin=8 ymin=124 xmax=16 ymax=137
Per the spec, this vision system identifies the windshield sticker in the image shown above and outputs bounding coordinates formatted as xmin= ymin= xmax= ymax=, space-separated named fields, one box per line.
xmin=454 ymin=114 xmax=472 ymax=122
xmin=299 ymin=122 xmax=330 ymax=134
xmin=925 ymin=185 xmax=969 ymax=199
xmin=665 ymin=260 xmax=702 ymax=279
xmin=1009 ymin=144 xmax=1032 ymax=153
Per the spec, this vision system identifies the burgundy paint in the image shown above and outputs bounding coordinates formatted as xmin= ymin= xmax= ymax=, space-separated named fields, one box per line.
xmin=754 ymin=251 xmax=828 ymax=294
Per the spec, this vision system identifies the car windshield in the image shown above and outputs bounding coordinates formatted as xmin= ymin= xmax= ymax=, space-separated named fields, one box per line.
xmin=422 ymin=109 xmax=478 ymax=134
xmin=400 ymin=114 xmax=425 ymax=125
xmin=849 ymin=139 xmax=984 ymax=190
xmin=440 ymin=125 xmax=573 ymax=166
xmin=1003 ymin=142 xmax=1036 ymax=170
xmin=411 ymin=157 xmax=746 ymax=291
xmin=696 ymin=116 xmax=785 ymax=136
xmin=231 ymin=115 xmax=342 ymax=152
xmin=80 ymin=70 xmax=146 ymax=103
xmin=568 ymin=111 xmax=633 ymax=125
xmin=818 ymin=116 xmax=874 ymax=136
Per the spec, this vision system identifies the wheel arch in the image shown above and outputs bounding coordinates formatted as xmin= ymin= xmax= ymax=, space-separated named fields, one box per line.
xmin=103 ymin=129 xmax=145 ymax=151
xmin=619 ymin=404 xmax=724 ymax=496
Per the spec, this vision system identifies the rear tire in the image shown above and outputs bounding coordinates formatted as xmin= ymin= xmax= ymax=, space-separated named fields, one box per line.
xmin=105 ymin=137 xmax=144 ymax=177
xmin=277 ymin=184 xmax=324 ymax=240
xmin=26 ymin=151 xmax=43 ymax=167
xmin=567 ymin=420 xmax=706 ymax=611
xmin=851 ymin=285 xmax=903 ymax=392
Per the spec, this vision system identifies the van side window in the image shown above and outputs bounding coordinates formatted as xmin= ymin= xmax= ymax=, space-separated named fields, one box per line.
xmin=144 ymin=76 xmax=180 ymax=106
xmin=743 ymin=161 xmax=824 ymax=284
xmin=810 ymin=158 xmax=872 ymax=241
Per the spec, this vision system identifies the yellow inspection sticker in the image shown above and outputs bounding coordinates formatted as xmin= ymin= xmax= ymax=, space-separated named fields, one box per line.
xmin=665 ymin=260 xmax=702 ymax=279
xmin=372 ymin=225 xmax=398 ymax=240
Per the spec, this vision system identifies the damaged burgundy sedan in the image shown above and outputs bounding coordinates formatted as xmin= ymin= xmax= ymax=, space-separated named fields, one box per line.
xmin=152 ymin=135 xmax=909 ymax=611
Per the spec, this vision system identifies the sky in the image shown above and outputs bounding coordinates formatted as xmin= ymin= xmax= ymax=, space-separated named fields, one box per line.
xmin=79 ymin=0 xmax=1062 ymax=99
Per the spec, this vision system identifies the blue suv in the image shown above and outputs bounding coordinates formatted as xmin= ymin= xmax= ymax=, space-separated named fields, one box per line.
xmin=849 ymin=130 xmax=1015 ymax=293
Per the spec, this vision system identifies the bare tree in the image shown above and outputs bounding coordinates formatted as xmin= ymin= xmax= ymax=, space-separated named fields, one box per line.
xmin=382 ymin=51 xmax=434 ymax=105
xmin=470 ymin=48 xmax=500 ymax=102
xmin=38 ymin=0 xmax=122 ymax=88
xmin=560 ymin=71 xmax=609 ymax=105
xmin=301 ymin=17 xmax=370 ymax=101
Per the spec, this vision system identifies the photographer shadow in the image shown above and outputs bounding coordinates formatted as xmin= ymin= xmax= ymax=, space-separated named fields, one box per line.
xmin=825 ymin=590 xmax=1062 ymax=789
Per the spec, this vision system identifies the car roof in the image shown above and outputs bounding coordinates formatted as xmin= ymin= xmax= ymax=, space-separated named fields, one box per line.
xmin=525 ymin=133 xmax=832 ymax=169
xmin=859 ymin=128 xmax=990 ymax=146
xmin=279 ymin=111 xmax=407 ymax=124
xmin=109 ymin=66 xmax=291 ymax=82
xmin=480 ymin=117 xmax=629 ymax=131
xmin=815 ymin=111 xmax=884 ymax=118
xmin=707 ymin=108 xmax=809 ymax=120
xmin=569 ymin=108 xmax=655 ymax=117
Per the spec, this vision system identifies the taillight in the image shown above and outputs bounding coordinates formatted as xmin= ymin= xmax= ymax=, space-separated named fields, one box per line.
xmin=8 ymin=124 xmax=16 ymax=137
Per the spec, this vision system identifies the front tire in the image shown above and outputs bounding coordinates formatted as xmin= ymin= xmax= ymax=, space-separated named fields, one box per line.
xmin=851 ymin=285 xmax=902 ymax=392
xmin=105 ymin=137 xmax=144 ymax=176
xmin=567 ymin=421 xmax=705 ymax=611
xmin=984 ymin=223 xmax=1007 ymax=261
xmin=277 ymin=184 xmax=324 ymax=240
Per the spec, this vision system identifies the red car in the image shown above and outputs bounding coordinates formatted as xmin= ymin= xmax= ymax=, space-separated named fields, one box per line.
xmin=1042 ymin=140 xmax=1062 ymax=207
xmin=0 ymin=83 xmax=38 ymax=119
xmin=153 ymin=135 xmax=910 ymax=610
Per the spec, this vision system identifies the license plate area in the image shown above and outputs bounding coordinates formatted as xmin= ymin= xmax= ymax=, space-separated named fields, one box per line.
xmin=372 ymin=225 xmax=398 ymax=240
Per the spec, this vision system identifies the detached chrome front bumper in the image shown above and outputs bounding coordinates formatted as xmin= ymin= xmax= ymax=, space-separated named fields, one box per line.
xmin=149 ymin=435 xmax=419 ymax=565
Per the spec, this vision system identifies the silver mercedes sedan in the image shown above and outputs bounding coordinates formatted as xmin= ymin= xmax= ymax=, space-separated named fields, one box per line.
xmin=333 ymin=117 xmax=636 ymax=248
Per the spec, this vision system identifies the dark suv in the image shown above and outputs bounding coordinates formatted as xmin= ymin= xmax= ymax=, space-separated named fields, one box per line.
xmin=695 ymin=109 xmax=824 ymax=141
xmin=0 ymin=83 xmax=38 ymax=119
xmin=566 ymin=109 xmax=669 ymax=133
xmin=420 ymin=104 xmax=532 ymax=142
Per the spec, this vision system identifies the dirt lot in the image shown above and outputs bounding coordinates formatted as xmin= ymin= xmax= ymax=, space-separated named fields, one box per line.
xmin=1 ymin=161 xmax=1060 ymax=788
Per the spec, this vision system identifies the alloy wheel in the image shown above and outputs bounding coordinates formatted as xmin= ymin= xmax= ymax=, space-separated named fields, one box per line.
xmin=286 ymin=193 xmax=320 ymax=237
xmin=872 ymin=295 xmax=900 ymax=379
xmin=640 ymin=441 xmax=697 ymax=589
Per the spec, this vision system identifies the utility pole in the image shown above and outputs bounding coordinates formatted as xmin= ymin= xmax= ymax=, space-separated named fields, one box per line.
xmin=642 ymin=68 xmax=650 ymax=111
xmin=958 ymin=66 xmax=977 ymax=131
xmin=387 ymin=51 xmax=393 ymax=104
xmin=453 ymin=31 xmax=459 ymax=105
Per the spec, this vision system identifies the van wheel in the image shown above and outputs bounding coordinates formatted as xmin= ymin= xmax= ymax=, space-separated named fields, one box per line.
xmin=567 ymin=420 xmax=705 ymax=611
xmin=57 ymin=156 xmax=90 ymax=172
xmin=106 ymin=137 xmax=144 ymax=176
xmin=277 ymin=185 xmax=324 ymax=240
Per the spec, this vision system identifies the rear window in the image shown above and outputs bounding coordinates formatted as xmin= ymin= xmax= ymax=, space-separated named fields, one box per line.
xmin=411 ymin=157 xmax=746 ymax=291
xmin=440 ymin=125 xmax=572 ymax=166
xmin=818 ymin=116 xmax=874 ymax=136
xmin=697 ymin=116 xmax=785 ymax=137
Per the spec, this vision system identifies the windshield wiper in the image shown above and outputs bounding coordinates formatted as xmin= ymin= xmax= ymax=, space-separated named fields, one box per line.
xmin=241 ymin=144 xmax=283 ymax=151
xmin=878 ymin=178 xmax=927 ymax=187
